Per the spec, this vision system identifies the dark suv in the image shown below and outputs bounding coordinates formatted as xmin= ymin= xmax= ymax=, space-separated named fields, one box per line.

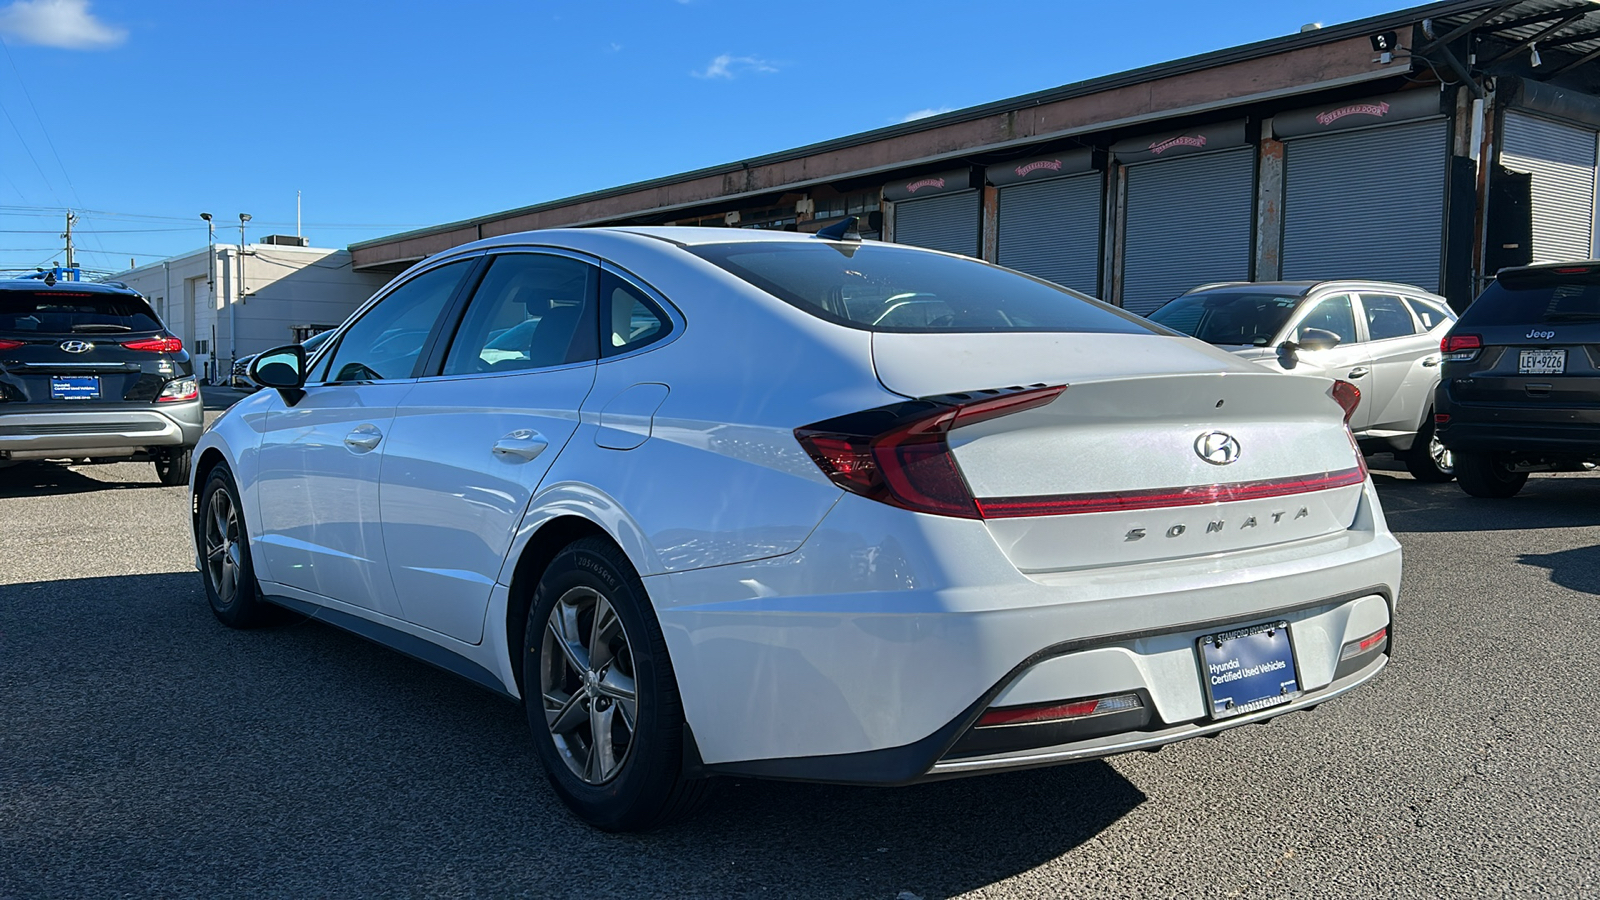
xmin=1436 ymin=261 xmax=1600 ymax=498
xmin=0 ymin=277 xmax=202 ymax=485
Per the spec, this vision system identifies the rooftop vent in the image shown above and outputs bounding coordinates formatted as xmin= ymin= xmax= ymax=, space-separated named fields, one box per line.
xmin=260 ymin=234 xmax=310 ymax=247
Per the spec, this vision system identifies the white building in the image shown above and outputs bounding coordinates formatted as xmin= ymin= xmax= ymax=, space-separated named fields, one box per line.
xmin=112 ymin=237 xmax=390 ymax=383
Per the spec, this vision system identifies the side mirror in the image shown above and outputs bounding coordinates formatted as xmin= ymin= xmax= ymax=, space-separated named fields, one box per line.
xmin=249 ymin=344 xmax=308 ymax=400
xmin=1295 ymin=328 xmax=1342 ymax=352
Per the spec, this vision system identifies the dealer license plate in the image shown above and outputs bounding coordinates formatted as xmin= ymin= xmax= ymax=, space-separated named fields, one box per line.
xmin=1519 ymin=348 xmax=1566 ymax=375
xmin=1198 ymin=621 xmax=1300 ymax=720
xmin=50 ymin=376 xmax=100 ymax=401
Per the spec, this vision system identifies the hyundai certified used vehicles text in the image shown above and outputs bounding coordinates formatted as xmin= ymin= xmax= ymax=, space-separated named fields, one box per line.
xmin=192 ymin=226 xmax=1401 ymax=831
xmin=1148 ymin=281 xmax=1458 ymax=482
xmin=1436 ymin=261 xmax=1600 ymax=498
xmin=0 ymin=277 xmax=200 ymax=484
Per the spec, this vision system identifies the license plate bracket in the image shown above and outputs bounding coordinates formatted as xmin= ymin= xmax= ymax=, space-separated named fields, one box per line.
xmin=1198 ymin=621 xmax=1300 ymax=720
xmin=1519 ymin=348 xmax=1566 ymax=375
xmin=50 ymin=375 xmax=101 ymax=401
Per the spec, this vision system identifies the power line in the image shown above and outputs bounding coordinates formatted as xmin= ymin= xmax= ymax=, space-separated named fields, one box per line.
xmin=0 ymin=36 xmax=105 ymax=260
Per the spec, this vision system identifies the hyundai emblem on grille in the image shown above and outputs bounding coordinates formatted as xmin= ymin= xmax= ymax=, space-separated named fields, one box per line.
xmin=1194 ymin=431 xmax=1241 ymax=465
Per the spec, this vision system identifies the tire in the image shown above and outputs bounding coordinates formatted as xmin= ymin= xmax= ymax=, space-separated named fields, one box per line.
xmin=523 ymin=537 xmax=711 ymax=831
xmin=199 ymin=466 xmax=278 ymax=628
xmin=154 ymin=446 xmax=193 ymax=486
xmin=1404 ymin=418 xmax=1455 ymax=483
xmin=1454 ymin=451 xmax=1529 ymax=499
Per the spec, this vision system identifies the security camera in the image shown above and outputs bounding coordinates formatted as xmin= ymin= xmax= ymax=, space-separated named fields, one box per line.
xmin=1370 ymin=31 xmax=1397 ymax=53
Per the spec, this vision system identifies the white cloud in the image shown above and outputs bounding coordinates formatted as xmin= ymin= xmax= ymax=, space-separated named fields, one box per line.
xmin=899 ymin=106 xmax=954 ymax=123
xmin=0 ymin=0 xmax=125 ymax=49
xmin=693 ymin=53 xmax=779 ymax=79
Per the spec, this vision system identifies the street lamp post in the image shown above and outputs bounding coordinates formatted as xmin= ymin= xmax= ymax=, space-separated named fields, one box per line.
xmin=200 ymin=213 xmax=214 ymax=382
xmin=235 ymin=213 xmax=250 ymax=380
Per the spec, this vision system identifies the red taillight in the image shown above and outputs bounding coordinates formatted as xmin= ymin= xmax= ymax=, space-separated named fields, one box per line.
xmin=1441 ymin=334 xmax=1481 ymax=354
xmin=1554 ymin=266 xmax=1593 ymax=274
xmin=1435 ymin=413 xmax=1450 ymax=424
xmin=977 ymin=693 xmax=1144 ymax=728
xmin=1330 ymin=379 xmax=1361 ymax=424
xmin=0 ymin=339 xmax=23 ymax=351
xmin=796 ymin=384 xmax=1067 ymax=519
xmin=122 ymin=336 xmax=183 ymax=353
xmin=1340 ymin=626 xmax=1388 ymax=660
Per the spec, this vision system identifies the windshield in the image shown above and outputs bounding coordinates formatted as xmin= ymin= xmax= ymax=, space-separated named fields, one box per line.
xmin=0 ymin=291 xmax=162 ymax=335
xmin=1147 ymin=291 xmax=1303 ymax=345
xmin=688 ymin=242 xmax=1156 ymax=334
xmin=1459 ymin=274 xmax=1600 ymax=326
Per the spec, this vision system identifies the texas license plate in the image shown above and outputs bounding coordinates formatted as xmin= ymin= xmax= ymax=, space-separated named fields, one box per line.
xmin=1198 ymin=621 xmax=1300 ymax=719
xmin=1519 ymin=349 xmax=1566 ymax=375
xmin=50 ymin=376 xmax=100 ymax=400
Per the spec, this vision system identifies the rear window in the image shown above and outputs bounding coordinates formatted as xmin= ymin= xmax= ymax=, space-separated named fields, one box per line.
xmin=1460 ymin=273 xmax=1600 ymax=327
xmin=687 ymin=242 xmax=1155 ymax=334
xmin=0 ymin=291 xmax=161 ymax=334
xmin=1147 ymin=291 xmax=1304 ymax=345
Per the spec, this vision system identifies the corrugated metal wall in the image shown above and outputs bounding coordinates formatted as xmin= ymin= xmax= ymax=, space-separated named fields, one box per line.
xmin=1281 ymin=120 xmax=1448 ymax=291
xmin=995 ymin=174 xmax=1102 ymax=295
xmin=1120 ymin=148 xmax=1255 ymax=314
xmin=1501 ymin=111 xmax=1598 ymax=264
xmin=893 ymin=191 xmax=981 ymax=257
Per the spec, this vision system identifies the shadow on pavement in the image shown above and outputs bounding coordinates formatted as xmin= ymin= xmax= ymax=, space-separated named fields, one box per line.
xmin=0 ymin=572 xmax=1144 ymax=899
xmin=1375 ymin=474 xmax=1600 ymax=534
xmin=1517 ymin=544 xmax=1600 ymax=596
xmin=0 ymin=460 xmax=157 ymax=497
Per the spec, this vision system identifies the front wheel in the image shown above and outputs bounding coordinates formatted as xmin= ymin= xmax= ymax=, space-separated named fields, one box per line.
xmin=1404 ymin=419 xmax=1455 ymax=483
xmin=1454 ymin=451 xmax=1529 ymax=499
xmin=523 ymin=537 xmax=711 ymax=831
xmin=199 ymin=466 xmax=278 ymax=627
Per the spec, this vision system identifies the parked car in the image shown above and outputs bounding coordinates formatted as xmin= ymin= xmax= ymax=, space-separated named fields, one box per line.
xmin=0 ymin=277 xmax=201 ymax=484
xmin=1148 ymin=281 xmax=1458 ymax=482
xmin=230 ymin=329 xmax=333 ymax=389
xmin=193 ymin=226 xmax=1399 ymax=831
xmin=1435 ymin=261 xmax=1600 ymax=498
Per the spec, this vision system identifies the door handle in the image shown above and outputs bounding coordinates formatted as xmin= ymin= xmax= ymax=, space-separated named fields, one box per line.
xmin=1421 ymin=356 xmax=1440 ymax=367
xmin=492 ymin=429 xmax=549 ymax=462
xmin=1347 ymin=367 xmax=1370 ymax=378
xmin=344 ymin=425 xmax=383 ymax=452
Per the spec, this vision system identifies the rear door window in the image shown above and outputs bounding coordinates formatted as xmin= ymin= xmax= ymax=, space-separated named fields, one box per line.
xmin=689 ymin=241 xmax=1153 ymax=334
xmin=442 ymin=253 xmax=599 ymax=376
xmin=1402 ymin=296 xmax=1453 ymax=330
xmin=1359 ymin=294 xmax=1419 ymax=340
xmin=0 ymin=291 xmax=161 ymax=334
xmin=602 ymin=271 xmax=671 ymax=357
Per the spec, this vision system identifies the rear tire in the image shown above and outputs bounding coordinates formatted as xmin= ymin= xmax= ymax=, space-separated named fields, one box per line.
xmin=1404 ymin=419 xmax=1455 ymax=483
xmin=522 ymin=537 xmax=711 ymax=831
xmin=1454 ymin=451 xmax=1528 ymax=499
xmin=154 ymin=446 xmax=192 ymax=486
xmin=199 ymin=466 xmax=278 ymax=627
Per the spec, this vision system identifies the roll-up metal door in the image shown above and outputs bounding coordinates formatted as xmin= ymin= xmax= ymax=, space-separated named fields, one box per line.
xmin=1502 ymin=111 xmax=1598 ymax=263
xmin=894 ymin=191 xmax=980 ymax=257
xmin=1121 ymin=148 xmax=1254 ymax=315
xmin=1281 ymin=120 xmax=1447 ymax=291
xmin=996 ymin=174 xmax=1101 ymax=295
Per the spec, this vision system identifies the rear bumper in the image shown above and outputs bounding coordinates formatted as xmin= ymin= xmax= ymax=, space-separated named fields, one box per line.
xmin=653 ymin=479 xmax=1402 ymax=783
xmin=1436 ymin=417 xmax=1600 ymax=456
xmin=0 ymin=400 xmax=203 ymax=458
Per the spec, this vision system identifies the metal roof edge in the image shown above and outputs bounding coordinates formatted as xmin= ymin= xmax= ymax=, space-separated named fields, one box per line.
xmin=350 ymin=0 xmax=1491 ymax=253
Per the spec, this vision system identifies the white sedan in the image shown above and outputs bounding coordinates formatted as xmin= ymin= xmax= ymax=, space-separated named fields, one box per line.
xmin=191 ymin=224 xmax=1400 ymax=831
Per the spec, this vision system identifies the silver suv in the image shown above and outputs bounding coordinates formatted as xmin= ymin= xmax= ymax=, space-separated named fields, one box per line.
xmin=1148 ymin=281 xmax=1458 ymax=482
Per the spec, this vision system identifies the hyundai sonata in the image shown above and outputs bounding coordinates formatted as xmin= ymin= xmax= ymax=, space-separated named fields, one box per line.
xmin=191 ymin=223 xmax=1400 ymax=831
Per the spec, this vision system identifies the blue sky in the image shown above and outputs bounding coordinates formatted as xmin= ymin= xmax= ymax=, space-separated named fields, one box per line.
xmin=0 ymin=0 xmax=1403 ymax=277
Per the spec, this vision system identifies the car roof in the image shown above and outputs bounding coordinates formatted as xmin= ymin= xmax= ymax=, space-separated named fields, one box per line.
xmin=1184 ymin=280 xmax=1441 ymax=298
xmin=0 ymin=278 xmax=140 ymax=297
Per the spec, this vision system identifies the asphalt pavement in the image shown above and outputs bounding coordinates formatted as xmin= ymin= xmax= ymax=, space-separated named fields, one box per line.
xmin=2 ymin=401 xmax=1597 ymax=898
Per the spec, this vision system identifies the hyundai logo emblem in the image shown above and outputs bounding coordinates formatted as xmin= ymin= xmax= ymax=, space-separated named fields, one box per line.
xmin=59 ymin=340 xmax=94 ymax=354
xmin=1195 ymin=431 xmax=1241 ymax=465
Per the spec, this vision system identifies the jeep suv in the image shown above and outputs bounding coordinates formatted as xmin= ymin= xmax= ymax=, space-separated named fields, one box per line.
xmin=1436 ymin=261 xmax=1600 ymax=498
xmin=0 ymin=278 xmax=202 ymax=485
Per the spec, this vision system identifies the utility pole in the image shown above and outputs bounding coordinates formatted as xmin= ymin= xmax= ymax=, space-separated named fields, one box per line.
xmin=63 ymin=210 xmax=78 ymax=272
xmin=235 ymin=213 xmax=251 ymax=379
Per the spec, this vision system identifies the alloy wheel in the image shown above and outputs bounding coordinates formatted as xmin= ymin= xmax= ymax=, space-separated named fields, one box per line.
xmin=1430 ymin=434 xmax=1454 ymax=475
xmin=540 ymin=585 xmax=639 ymax=785
xmin=203 ymin=488 xmax=242 ymax=607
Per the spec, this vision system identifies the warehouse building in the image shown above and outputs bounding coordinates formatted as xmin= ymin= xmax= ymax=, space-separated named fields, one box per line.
xmin=114 ymin=239 xmax=388 ymax=383
xmin=349 ymin=0 xmax=1600 ymax=313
